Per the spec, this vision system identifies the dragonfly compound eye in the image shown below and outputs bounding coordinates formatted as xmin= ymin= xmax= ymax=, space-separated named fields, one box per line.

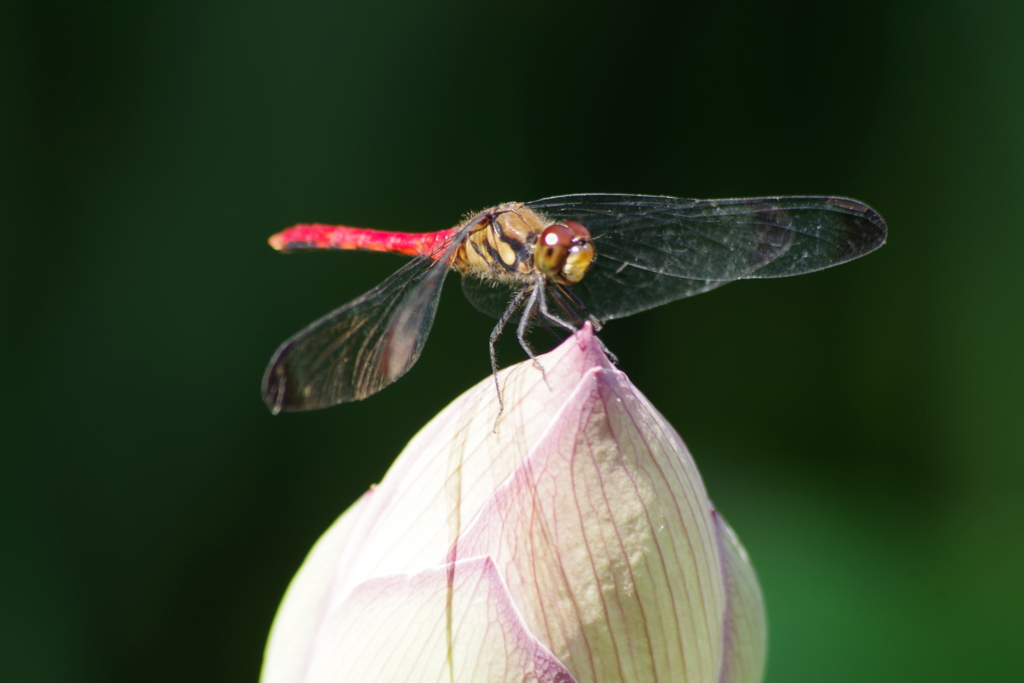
xmin=536 ymin=221 xmax=594 ymax=285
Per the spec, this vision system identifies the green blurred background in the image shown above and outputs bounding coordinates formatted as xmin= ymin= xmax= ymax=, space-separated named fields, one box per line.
xmin=2 ymin=0 xmax=1022 ymax=681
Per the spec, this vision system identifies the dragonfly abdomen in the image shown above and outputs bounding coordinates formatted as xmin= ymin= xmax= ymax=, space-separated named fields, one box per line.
xmin=268 ymin=223 xmax=459 ymax=258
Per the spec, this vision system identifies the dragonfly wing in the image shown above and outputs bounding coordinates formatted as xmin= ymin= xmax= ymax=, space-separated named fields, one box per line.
xmin=460 ymin=274 xmax=521 ymax=320
xmin=262 ymin=252 xmax=451 ymax=413
xmin=527 ymin=194 xmax=886 ymax=320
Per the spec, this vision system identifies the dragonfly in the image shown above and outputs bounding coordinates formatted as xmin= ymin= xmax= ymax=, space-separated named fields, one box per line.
xmin=261 ymin=194 xmax=887 ymax=414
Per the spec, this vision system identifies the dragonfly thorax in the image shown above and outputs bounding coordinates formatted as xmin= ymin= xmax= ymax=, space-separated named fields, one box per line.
xmin=452 ymin=203 xmax=596 ymax=287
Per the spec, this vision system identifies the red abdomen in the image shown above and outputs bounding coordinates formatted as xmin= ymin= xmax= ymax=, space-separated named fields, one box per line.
xmin=269 ymin=224 xmax=460 ymax=259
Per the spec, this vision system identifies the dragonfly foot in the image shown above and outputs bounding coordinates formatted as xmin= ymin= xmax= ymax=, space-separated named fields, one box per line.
xmin=596 ymin=336 xmax=618 ymax=364
xmin=531 ymin=358 xmax=551 ymax=389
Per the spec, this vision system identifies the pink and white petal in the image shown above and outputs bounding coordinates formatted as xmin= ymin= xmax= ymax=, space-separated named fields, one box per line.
xmin=262 ymin=325 xmax=766 ymax=683
xmin=714 ymin=511 xmax=767 ymax=683
xmin=299 ymin=557 xmax=575 ymax=683
xmin=262 ymin=329 xmax=615 ymax=683
xmin=262 ymin=490 xmax=375 ymax=683
xmin=327 ymin=328 xmax=615 ymax=595
xmin=453 ymin=366 xmax=727 ymax=683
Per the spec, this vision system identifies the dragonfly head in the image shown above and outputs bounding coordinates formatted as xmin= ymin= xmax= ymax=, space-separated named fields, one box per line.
xmin=535 ymin=220 xmax=595 ymax=285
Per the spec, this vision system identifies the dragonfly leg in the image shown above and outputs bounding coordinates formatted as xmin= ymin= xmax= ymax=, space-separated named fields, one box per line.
xmin=516 ymin=285 xmax=541 ymax=360
xmin=489 ymin=287 xmax=529 ymax=416
xmin=537 ymin=283 xmax=579 ymax=333
xmin=515 ymin=285 xmax=550 ymax=385
xmin=557 ymin=284 xmax=604 ymax=333
xmin=596 ymin=336 xmax=619 ymax=364
xmin=548 ymin=284 xmax=617 ymax=363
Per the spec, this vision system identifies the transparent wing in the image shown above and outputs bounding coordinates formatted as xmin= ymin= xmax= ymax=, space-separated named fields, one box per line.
xmin=460 ymin=274 xmax=521 ymax=321
xmin=262 ymin=249 xmax=453 ymax=413
xmin=526 ymin=194 xmax=887 ymax=321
